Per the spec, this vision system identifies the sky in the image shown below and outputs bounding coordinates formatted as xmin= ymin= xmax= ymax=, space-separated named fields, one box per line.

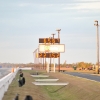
xmin=0 ymin=0 xmax=100 ymax=64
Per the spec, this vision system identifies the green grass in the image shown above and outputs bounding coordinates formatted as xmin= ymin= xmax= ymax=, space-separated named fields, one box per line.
xmin=2 ymin=70 xmax=100 ymax=100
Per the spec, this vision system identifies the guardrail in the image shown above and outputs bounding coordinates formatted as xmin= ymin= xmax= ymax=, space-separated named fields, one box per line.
xmin=0 ymin=68 xmax=19 ymax=100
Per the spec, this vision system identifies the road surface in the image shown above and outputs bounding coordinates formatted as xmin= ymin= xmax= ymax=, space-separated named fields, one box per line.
xmin=64 ymin=72 xmax=100 ymax=82
xmin=0 ymin=68 xmax=11 ymax=79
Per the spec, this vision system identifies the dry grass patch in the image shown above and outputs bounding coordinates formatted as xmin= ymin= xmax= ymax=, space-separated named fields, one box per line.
xmin=2 ymin=70 xmax=100 ymax=100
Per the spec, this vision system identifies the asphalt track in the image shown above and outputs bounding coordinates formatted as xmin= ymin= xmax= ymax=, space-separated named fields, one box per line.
xmin=63 ymin=72 xmax=100 ymax=82
xmin=0 ymin=68 xmax=11 ymax=79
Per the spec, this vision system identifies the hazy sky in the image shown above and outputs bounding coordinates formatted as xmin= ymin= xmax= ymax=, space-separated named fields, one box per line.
xmin=0 ymin=0 xmax=100 ymax=64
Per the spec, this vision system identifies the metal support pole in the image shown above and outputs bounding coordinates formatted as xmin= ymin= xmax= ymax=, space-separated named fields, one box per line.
xmin=94 ymin=20 xmax=99 ymax=74
xmin=53 ymin=58 xmax=55 ymax=72
xmin=51 ymin=33 xmax=55 ymax=41
xmin=56 ymin=29 xmax=61 ymax=72
xmin=45 ymin=57 xmax=46 ymax=70
xmin=50 ymin=51 xmax=51 ymax=71
xmin=47 ymin=58 xmax=49 ymax=72
xmin=43 ymin=58 xmax=44 ymax=69
xmin=49 ymin=37 xmax=52 ymax=71
xmin=51 ymin=33 xmax=56 ymax=72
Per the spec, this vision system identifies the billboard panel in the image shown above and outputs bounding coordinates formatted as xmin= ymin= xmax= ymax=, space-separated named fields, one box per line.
xmin=39 ymin=38 xmax=60 ymax=43
xmin=38 ymin=53 xmax=60 ymax=58
xmin=39 ymin=44 xmax=65 ymax=53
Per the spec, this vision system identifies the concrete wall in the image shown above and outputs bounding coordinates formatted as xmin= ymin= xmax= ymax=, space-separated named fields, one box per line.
xmin=19 ymin=67 xmax=32 ymax=70
xmin=0 ymin=68 xmax=19 ymax=100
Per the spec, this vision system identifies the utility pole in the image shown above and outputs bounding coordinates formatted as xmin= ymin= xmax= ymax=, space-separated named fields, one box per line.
xmin=56 ymin=29 xmax=61 ymax=72
xmin=94 ymin=20 xmax=99 ymax=74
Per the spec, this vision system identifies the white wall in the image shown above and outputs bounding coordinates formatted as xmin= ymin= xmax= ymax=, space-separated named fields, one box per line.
xmin=0 ymin=68 xmax=19 ymax=100
xmin=19 ymin=67 xmax=32 ymax=70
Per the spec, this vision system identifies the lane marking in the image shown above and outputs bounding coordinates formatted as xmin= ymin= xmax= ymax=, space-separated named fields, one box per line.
xmin=32 ymin=82 xmax=69 ymax=85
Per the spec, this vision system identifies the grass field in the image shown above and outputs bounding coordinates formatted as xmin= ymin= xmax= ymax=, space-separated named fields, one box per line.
xmin=2 ymin=69 xmax=100 ymax=100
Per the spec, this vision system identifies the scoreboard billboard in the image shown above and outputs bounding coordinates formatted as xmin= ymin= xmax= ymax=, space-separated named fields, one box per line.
xmin=38 ymin=53 xmax=60 ymax=58
xmin=39 ymin=38 xmax=60 ymax=43
xmin=39 ymin=44 xmax=65 ymax=53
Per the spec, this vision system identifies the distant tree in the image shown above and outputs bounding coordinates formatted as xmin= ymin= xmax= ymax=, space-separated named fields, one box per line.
xmin=77 ymin=62 xmax=93 ymax=69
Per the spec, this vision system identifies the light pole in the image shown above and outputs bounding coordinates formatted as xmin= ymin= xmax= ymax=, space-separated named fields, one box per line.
xmin=51 ymin=33 xmax=56 ymax=42
xmin=94 ymin=20 xmax=99 ymax=74
xmin=56 ymin=29 xmax=61 ymax=72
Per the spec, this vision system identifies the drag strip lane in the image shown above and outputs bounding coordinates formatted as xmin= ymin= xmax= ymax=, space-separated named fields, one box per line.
xmin=63 ymin=72 xmax=100 ymax=82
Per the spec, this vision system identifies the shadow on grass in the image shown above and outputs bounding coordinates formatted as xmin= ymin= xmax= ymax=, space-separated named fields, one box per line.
xmin=49 ymin=85 xmax=66 ymax=93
